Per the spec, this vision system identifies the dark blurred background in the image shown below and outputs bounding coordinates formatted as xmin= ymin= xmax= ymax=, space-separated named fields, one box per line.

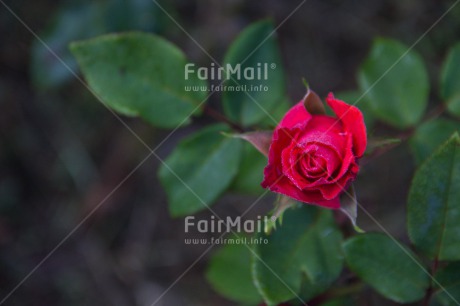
xmin=1 ymin=0 xmax=460 ymax=305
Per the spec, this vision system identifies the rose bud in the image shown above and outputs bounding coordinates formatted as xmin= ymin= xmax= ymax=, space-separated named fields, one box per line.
xmin=261 ymin=92 xmax=367 ymax=209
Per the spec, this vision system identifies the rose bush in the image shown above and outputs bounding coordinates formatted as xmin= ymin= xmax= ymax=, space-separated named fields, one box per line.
xmin=261 ymin=93 xmax=367 ymax=209
xmin=71 ymin=20 xmax=459 ymax=305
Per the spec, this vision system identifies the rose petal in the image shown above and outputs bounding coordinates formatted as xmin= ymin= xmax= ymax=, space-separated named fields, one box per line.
xmin=318 ymin=166 xmax=357 ymax=200
xmin=278 ymin=101 xmax=312 ymax=129
xmin=327 ymin=133 xmax=357 ymax=183
xmin=281 ymin=145 xmax=325 ymax=189
xmin=281 ymin=143 xmax=342 ymax=190
xmin=281 ymin=144 xmax=306 ymax=189
xmin=261 ymin=174 xmax=340 ymax=209
xmin=308 ymin=144 xmax=341 ymax=178
xmin=298 ymin=116 xmax=347 ymax=156
xmin=326 ymin=93 xmax=367 ymax=157
xmin=262 ymin=127 xmax=298 ymax=188
xmin=299 ymin=152 xmax=327 ymax=176
xmin=261 ymin=126 xmax=337 ymax=207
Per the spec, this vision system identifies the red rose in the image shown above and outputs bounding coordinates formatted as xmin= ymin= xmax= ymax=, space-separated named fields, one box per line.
xmin=261 ymin=93 xmax=367 ymax=209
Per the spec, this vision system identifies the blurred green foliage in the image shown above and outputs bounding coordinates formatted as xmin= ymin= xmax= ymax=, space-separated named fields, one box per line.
xmin=71 ymin=32 xmax=206 ymax=128
xmin=31 ymin=0 xmax=172 ymax=89
xmin=408 ymin=133 xmax=460 ymax=261
xmin=344 ymin=233 xmax=430 ymax=303
xmin=70 ymin=17 xmax=460 ymax=305
xmin=358 ymin=38 xmax=429 ymax=129
xmin=158 ymin=124 xmax=241 ymax=217
xmin=252 ymin=206 xmax=343 ymax=305
xmin=206 ymin=235 xmax=262 ymax=304
xmin=222 ymin=20 xmax=286 ymax=127
xmin=2 ymin=1 xmax=460 ymax=305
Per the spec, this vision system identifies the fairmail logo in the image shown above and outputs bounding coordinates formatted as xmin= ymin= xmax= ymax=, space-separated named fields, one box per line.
xmin=184 ymin=62 xmax=276 ymax=81
xmin=184 ymin=215 xmax=273 ymax=233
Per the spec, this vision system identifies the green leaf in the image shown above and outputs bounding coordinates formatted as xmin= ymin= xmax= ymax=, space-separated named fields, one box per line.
xmin=408 ymin=133 xmax=460 ymax=261
xmin=442 ymin=43 xmax=460 ymax=118
xmin=430 ymin=262 xmax=460 ymax=306
xmin=158 ymin=124 xmax=242 ymax=217
xmin=252 ymin=206 xmax=343 ymax=305
xmin=441 ymin=43 xmax=460 ymax=102
xmin=231 ymin=142 xmax=267 ymax=195
xmin=358 ymin=38 xmax=429 ymax=129
xmin=31 ymin=0 xmax=172 ymax=89
xmin=335 ymin=91 xmax=375 ymax=129
xmin=70 ymin=32 xmax=207 ymax=128
xmin=343 ymin=233 xmax=430 ymax=303
xmin=206 ymin=237 xmax=262 ymax=304
xmin=446 ymin=94 xmax=460 ymax=119
xmin=409 ymin=118 xmax=460 ymax=165
xmin=223 ymin=20 xmax=286 ymax=126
